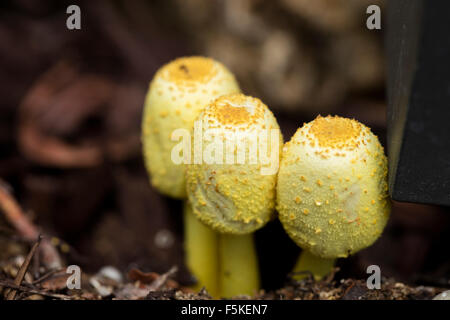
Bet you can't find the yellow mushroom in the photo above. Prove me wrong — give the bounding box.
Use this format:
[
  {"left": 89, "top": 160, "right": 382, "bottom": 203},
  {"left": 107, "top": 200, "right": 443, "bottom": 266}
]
[
  {"left": 142, "top": 56, "right": 240, "bottom": 198},
  {"left": 142, "top": 56, "right": 240, "bottom": 297},
  {"left": 186, "top": 93, "right": 283, "bottom": 296},
  {"left": 277, "top": 115, "right": 390, "bottom": 280}
]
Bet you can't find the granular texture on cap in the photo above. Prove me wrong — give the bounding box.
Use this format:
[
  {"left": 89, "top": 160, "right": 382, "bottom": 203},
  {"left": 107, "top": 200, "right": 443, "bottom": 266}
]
[
  {"left": 277, "top": 115, "right": 390, "bottom": 258},
  {"left": 142, "top": 57, "right": 240, "bottom": 198},
  {"left": 161, "top": 57, "right": 218, "bottom": 84},
  {"left": 186, "top": 93, "right": 283, "bottom": 234}
]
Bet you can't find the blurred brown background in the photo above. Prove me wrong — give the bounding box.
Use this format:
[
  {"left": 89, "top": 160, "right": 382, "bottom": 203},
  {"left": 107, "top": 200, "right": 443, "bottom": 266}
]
[{"left": 0, "top": 0, "right": 449, "bottom": 290}]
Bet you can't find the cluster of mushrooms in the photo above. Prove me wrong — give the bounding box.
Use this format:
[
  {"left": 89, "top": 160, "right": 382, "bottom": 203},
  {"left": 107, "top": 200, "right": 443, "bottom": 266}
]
[{"left": 141, "top": 56, "right": 391, "bottom": 298}]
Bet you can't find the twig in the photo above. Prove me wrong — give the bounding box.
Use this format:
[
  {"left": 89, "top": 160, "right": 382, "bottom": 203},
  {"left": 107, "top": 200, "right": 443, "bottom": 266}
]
[
  {"left": 6, "top": 236, "right": 42, "bottom": 300},
  {"left": 342, "top": 280, "right": 356, "bottom": 298},
  {"left": 33, "top": 248, "right": 40, "bottom": 280},
  {"left": 148, "top": 266, "right": 178, "bottom": 292},
  {"left": 0, "top": 179, "right": 62, "bottom": 269},
  {"left": 0, "top": 280, "right": 71, "bottom": 300},
  {"left": 324, "top": 267, "right": 340, "bottom": 284},
  {"left": 32, "top": 268, "right": 64, "bottom": 285},
  {"left": 0, "top": 181, "right": 37, "bottom": 238}
]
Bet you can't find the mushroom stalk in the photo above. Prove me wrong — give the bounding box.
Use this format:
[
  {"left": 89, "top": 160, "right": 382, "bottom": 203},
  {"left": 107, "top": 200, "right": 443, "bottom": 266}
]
[
  {"left": 219, "top": 234, "right": 259, "bottom": 297},
  {"left": 292, "top": 250, "right": 335, "bottom": 281},
  {"left": 184, "top": 202, "right": 219, "bottom": 297}
]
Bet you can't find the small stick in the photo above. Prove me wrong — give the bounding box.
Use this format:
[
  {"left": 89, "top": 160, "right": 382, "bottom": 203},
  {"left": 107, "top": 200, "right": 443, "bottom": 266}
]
[
  {"left": 6, "top": 235, "right": 42, "bottom": 300},
  {"left": 0, "top": 280, "right": 71, "bottom": 300},
  {"left": 148, "top": 266, "right": 178, "bottom": 292},
  {"left": 0, "top": 179, "right": 62, "bottom": 269},
  {"left": 33, "top": 246, "right": 40, "bottom": 279},
  {"left": 323, "top": 267, "right": 340, "bottom": 284},
  {"left": 32, "top": 268, "right": 64, "bottom": 285},
  {"left": 0, "top": 181, "right": 37, "bottom": 238}
]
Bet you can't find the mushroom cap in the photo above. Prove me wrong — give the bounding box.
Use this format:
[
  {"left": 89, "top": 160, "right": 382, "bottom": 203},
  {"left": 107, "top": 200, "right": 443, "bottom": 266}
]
[
  {"left": 186, "top": 93, "right": 283, "bottom": 234},
  {"left": 142, "top": 57, "right": 240, "bottom": 198},
  {"left": 277, "top": 115, "right": 390, "bottom": 259}
]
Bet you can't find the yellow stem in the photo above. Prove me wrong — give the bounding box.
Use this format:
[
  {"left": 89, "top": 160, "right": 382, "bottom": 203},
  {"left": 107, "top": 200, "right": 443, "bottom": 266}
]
[
  {"left": 183, "top": 201, "right": 220, "bottom": 297},
  {"left": 219, "top": 233, "right": 259, "bottom": 298},
  {"left": 292, "top": 250, "right": 335, "bottom": 281}
]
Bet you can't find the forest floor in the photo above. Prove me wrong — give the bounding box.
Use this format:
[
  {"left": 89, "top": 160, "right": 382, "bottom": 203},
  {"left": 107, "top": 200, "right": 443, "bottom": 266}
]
[{"left": 0, "top": 229, "right": 445, "bottom": 300}]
